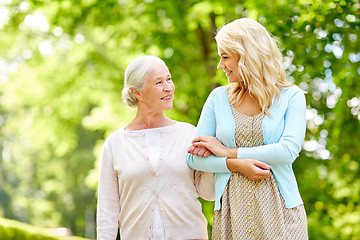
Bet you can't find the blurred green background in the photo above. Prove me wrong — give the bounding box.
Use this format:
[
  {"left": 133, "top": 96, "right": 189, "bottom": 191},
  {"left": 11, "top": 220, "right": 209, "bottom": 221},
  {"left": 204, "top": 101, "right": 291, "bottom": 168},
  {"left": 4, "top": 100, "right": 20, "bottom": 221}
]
[{"left": 0, "top": 0, "right": 359, "bottom": 239}]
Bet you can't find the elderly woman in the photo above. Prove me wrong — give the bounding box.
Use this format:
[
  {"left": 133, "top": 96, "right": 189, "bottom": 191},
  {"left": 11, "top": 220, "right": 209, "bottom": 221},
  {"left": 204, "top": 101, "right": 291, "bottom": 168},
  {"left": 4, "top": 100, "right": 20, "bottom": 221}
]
[{"left": 96, "top": 55, "right": 214, "bottom": 240}]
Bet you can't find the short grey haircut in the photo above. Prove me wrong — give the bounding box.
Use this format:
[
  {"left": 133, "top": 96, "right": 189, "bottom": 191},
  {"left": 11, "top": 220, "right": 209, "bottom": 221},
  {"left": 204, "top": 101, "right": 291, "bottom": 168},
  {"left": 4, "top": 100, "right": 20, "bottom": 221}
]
[{"left": 122, "top": 55, "right": 166, "bottom": 107}]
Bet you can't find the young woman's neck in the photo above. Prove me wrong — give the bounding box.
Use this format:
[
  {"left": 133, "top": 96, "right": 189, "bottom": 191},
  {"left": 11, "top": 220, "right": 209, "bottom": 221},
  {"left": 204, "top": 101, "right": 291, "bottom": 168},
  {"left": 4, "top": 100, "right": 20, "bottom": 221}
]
[{"left": 126, "top": 106, "right": 174, "bottom": 131}]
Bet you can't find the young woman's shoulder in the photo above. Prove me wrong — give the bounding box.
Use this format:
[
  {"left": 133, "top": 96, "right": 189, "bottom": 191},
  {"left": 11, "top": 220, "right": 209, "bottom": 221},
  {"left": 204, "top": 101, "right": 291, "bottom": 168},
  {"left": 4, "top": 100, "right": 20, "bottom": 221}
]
[
  {"left": 210, "top": 85, "right": 229, "bottom": 95},
  {"left": 282, "top": 85, "right": 304, "bottom": 94},
  {"left": 205, "top": 85, "right": 229, "bottom": 103},
  {"left": 281, "top": 85, "right": 306, "bottom": 100}
]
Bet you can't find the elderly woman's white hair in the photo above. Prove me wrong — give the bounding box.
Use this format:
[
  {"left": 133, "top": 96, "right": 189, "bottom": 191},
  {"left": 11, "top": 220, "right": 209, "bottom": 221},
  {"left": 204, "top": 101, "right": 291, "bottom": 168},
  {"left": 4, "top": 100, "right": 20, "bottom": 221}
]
[{"left": 122, "top": 55, "right": 167, "bottom": 107}]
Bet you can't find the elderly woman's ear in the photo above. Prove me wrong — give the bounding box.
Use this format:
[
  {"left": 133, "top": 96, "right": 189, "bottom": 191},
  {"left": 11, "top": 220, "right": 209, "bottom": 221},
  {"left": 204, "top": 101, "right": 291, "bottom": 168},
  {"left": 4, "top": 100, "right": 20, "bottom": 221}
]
[{"left": 131, "top": 87, "right": 142, "bottom": 101}]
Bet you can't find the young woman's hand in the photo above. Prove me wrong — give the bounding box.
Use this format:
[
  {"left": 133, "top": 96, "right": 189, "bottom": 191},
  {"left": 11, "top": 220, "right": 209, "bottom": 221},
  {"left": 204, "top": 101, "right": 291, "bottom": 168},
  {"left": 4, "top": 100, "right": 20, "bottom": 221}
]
[
  {"left": 226, "top": 158, "right": 271, "bottom": 180},
  {"left": 191, "top": 135, "right": 237, "bottom": 158},
  {"left": 187, "top": 145, "right": 212, "bottom": 158}
]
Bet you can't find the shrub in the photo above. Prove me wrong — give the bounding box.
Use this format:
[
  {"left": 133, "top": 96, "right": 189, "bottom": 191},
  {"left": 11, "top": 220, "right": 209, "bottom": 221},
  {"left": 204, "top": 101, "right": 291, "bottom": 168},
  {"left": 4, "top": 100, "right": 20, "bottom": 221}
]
[{"left": 0, "top": 218, "right": 89, "bottom": 240}]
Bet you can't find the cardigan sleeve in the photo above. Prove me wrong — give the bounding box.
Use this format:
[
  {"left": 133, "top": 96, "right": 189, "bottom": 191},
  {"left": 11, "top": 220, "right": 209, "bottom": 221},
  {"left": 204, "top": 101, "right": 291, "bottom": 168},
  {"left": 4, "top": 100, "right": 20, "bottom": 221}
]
[
  {"left": 97, "top": 140, "right": 121, "bottom": 240},
  {"left": 187, "top": 89, "right": 231, "bottom": 173},
  {"left": 236, "top": 88, "right": 306, "bottom": 165},
  {"left": 194, "top": 171, "right": 215, "bottom": 201}
]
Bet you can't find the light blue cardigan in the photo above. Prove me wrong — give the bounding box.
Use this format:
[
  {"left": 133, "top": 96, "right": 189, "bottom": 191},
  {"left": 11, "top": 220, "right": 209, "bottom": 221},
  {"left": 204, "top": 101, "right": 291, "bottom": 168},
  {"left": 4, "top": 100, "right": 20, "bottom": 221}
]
[{"left": 187, "top": 85, "right": 306, "bottom": 210}]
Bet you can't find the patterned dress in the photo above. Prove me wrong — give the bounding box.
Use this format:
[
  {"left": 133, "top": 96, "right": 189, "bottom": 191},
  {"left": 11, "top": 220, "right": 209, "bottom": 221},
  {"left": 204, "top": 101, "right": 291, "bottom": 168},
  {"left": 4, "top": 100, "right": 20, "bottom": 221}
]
[{"left": 212, "top": 105, "right": 308, "bottom": 240}]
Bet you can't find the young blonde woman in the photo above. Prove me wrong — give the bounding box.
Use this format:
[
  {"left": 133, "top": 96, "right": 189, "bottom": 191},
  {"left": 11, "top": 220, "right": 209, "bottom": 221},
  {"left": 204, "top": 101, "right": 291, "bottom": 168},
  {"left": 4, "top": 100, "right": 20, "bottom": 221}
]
[
  {"left": 97, "top": 55, "right": 214, "bottom": 240},
  {"left": 187, "top": 18, "right": 308, "bottom": 239}
]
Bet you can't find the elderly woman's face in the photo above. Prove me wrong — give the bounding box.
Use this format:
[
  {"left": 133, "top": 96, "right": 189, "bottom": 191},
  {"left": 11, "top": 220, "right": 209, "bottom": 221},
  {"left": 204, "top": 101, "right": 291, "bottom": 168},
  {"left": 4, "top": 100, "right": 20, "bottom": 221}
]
[{"left": 139, "top": 63, "right": 175, "bottom": 111}]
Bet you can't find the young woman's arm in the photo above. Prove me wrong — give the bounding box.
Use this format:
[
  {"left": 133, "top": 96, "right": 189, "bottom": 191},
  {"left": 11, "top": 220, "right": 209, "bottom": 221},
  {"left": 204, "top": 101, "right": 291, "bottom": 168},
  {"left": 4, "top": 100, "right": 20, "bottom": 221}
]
[
  {"left": 187, "top": 89, "right": 271, "bottom": 180},
  {"left": 191, "top": 88, "right": 306, "bottom": 165},
  {"left": 186, "top": 90, "right": 230, "bottom": 173},
  {"left": 235, "top": 89, "right": 306, "bottom": 165}
]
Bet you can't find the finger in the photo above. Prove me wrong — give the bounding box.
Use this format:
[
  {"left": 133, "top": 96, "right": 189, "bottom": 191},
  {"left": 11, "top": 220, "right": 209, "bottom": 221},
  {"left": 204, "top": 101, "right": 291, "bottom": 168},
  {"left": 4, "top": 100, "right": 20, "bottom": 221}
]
[
  {"left": 203, "top": 150, "right": 212, "bottom": 158},
  {"left": 192, "top": 135, "right": 209, "bottom": 143},
  {"left": 192, "top": 142, "right": 207, "bottom": 148},
  {"left": 254, "top": 160, "right": 271, "bottom": 170},
  {"left": 197, "top": 147, "right": 207, "bottom": 157},
  {"left": 256, "top": 169, "right": 271, "bottom": 180},
  {"left": 202, "top": 148, "right": 212, "bottom": 157},
  {"left": 187, "top": 145, "right": 195, "bottom": 153},
  {"left": 192, "top": 146, "right": 201, "bottom": 156},
  {"left": 194, "top": 146, "right": 207, "bottom": 156}
]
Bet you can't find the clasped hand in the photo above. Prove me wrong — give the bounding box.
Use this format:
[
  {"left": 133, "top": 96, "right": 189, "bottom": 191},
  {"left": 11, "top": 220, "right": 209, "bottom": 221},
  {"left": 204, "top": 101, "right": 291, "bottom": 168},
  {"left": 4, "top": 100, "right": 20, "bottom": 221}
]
[
  {"left": 187, "top": 135, "right": 234, "bottom": 158},
  {"left": 187, "top": 135, "right": 271, "bottom": 180}
]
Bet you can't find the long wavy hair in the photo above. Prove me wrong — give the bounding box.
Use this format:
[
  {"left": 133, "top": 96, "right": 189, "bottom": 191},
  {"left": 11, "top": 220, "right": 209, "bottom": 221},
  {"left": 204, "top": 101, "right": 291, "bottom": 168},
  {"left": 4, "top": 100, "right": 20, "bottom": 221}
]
[{"left": 215, "top": 18, "right": 292, "bottom": 114}]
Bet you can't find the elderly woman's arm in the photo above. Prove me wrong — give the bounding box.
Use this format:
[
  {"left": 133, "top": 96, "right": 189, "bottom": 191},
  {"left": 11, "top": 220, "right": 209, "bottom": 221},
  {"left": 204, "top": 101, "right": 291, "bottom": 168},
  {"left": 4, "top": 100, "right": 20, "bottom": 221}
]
[
  {"left": 97, "top": 142, "right": 121, "bottom": 240},
  {"left": 194, "top": 171, "right": 215, "bottom": 201}
]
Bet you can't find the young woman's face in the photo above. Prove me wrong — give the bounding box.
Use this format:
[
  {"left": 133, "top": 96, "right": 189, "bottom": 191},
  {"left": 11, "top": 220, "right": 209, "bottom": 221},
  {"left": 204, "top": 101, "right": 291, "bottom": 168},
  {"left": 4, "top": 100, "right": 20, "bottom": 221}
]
[
  {"left": 138, "top": 63, "right": 175, "bottom": 111},
  {"left": 217, "top": 47, "right": 240, "bottom": 84}
]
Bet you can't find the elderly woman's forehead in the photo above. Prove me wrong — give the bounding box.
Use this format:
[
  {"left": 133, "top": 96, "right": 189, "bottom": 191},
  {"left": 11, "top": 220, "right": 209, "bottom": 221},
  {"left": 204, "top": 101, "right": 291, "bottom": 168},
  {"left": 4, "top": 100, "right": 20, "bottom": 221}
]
[{"left": 147, "top": 64, "right": 170, "bottom": 76}]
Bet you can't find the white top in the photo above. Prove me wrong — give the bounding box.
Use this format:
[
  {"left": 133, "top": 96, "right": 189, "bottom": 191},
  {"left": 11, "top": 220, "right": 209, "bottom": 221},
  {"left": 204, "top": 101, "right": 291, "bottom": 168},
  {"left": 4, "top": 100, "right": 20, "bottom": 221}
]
[
  {"left": 133, "top": 127, "right": 169, "bottom": 239},
  {"left": 97, "top": 122, "right": 214, "bottom": 240}
]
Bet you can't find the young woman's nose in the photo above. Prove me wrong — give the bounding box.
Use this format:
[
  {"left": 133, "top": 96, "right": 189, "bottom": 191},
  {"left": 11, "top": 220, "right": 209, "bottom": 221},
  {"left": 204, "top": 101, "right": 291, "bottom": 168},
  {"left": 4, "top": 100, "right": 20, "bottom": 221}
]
[{"left": 217, "top": 60, "right": 224, "bottom": 70}]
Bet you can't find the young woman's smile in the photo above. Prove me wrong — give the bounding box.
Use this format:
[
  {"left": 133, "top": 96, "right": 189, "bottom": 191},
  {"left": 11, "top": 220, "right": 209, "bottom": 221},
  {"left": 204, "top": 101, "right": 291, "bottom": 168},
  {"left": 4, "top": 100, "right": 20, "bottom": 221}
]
[{"left": 217, "top": 48, "right": 240, "bottom": 83}]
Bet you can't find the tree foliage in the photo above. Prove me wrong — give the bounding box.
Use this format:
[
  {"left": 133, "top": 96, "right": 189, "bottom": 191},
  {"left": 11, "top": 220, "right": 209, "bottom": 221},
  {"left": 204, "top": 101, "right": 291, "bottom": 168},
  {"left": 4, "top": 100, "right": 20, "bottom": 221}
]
[{"left": 0, "top": 0, "right": 359, "bottom": 239}]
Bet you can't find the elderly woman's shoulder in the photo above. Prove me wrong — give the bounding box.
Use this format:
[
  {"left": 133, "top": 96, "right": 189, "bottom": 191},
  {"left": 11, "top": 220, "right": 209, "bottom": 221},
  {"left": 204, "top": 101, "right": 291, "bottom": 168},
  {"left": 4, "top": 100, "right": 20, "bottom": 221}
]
[
  {"left": 175, "top": 121, "right": 196, "bottom": 131},
  {"left": 103, "top": 127, "right": 127, "bottom": 144}
]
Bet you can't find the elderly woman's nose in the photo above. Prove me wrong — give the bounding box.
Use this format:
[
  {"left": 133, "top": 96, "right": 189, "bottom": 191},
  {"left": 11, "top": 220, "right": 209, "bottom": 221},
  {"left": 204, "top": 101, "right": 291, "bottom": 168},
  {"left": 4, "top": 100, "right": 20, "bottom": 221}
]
[{"left": 164, "top": 82, "right": 172, "bottom": 91}]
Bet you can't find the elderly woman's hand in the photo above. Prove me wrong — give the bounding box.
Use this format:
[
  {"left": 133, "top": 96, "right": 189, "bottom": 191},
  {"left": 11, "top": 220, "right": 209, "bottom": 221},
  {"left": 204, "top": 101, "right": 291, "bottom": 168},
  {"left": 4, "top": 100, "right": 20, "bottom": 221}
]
[{"left": 187, "top": 145, "right": 212, "bottom": 158}]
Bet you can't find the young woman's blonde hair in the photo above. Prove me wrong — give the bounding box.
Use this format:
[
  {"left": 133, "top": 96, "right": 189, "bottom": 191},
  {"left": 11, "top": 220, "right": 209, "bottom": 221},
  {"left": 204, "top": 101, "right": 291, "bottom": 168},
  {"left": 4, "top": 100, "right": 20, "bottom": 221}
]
[{"left": 215, "top": 18, "right": 292, "bottom": 114}]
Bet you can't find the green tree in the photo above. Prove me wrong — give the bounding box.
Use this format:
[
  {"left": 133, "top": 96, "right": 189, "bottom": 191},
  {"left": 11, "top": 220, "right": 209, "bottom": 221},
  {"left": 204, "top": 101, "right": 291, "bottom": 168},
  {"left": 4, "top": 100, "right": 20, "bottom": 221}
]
[{"left": 0, "top": 0, "right": 359, "bottom": 239}]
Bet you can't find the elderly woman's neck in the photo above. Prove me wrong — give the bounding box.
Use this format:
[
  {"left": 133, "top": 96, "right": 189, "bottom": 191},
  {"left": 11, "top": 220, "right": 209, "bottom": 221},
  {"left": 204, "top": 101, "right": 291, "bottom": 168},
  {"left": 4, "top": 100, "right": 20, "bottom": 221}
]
[{"left": 126, "top": 109, "right": 175, "bottom": 131}]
